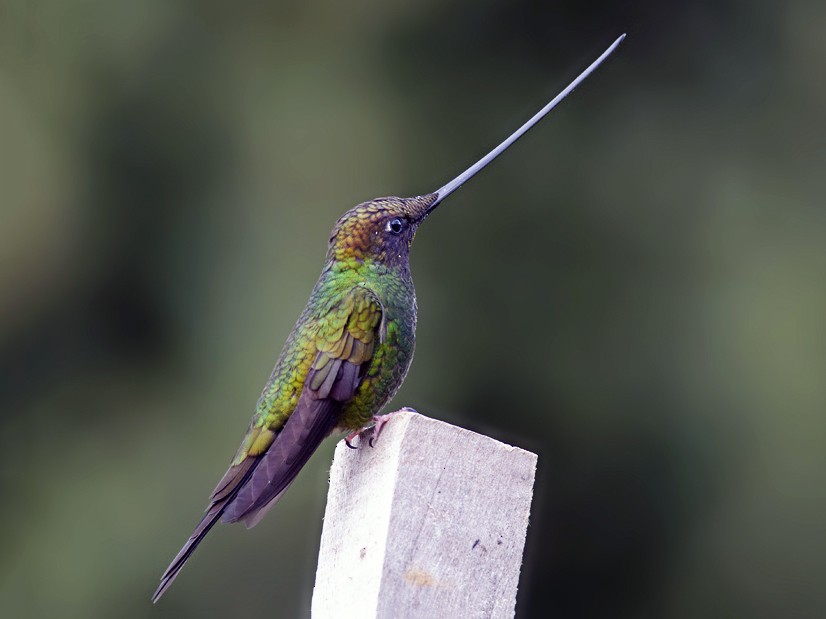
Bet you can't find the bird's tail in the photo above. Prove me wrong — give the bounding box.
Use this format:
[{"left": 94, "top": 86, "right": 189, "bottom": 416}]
[
  {"left": 152, "top": 394, "right": 341, "bottom": 602},
  {"left": 151, "top": 457, "right": 259, "bottom": 603}
]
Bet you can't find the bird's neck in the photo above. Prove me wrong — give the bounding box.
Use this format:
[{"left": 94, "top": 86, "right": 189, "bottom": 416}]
[
  {"left": 328, "top": 254, "right": 410, "bottom": 280},
  {"left": 320, "top": 256, "right": 414, "bottom": 306}
]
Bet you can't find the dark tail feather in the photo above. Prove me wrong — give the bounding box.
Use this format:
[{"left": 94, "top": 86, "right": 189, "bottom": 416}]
[
  {"left": 151, "top": 457, "right": 259, "bottom": 603},
  {"left": 222, "top": 397, "right": 340, "bottom": 525},
  {"left": 151, "top": 506, "right": 223, "bottom": 603},
  {"left": 153, "top": 358, "right": 355, "bottom": 602}
]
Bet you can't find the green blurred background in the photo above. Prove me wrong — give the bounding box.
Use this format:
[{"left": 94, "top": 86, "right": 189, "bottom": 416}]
[{"left": 1, "top": 1, "right": 824, "bottom": 617}]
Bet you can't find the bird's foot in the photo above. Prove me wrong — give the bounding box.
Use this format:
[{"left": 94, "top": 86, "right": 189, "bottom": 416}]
[
  {"left": 369, "top": 407, "right": 417, "bottom": 447},
  {"left": 344, "top": 430, "right": 360, "bottom": 450},
  {"left": 344, "top": 407, "right": 417, "bottom": 449}
]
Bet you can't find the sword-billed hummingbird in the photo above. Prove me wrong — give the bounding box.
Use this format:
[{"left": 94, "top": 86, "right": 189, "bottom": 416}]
[{"left": 153, "top": 34, "right": 625, "bottom": 602}]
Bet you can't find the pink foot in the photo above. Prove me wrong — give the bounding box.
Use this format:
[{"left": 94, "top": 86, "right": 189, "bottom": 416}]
[
  {"left": 344, "top": 428, "right": 360, "bottom": 449},
  {"left": 344, "top": 407, "right": 417, "bottom": 449}
]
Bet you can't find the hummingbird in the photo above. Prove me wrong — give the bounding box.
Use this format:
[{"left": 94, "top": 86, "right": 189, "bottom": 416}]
[{"left": 152, "top": 34, "right": 625, "bottom": 602}]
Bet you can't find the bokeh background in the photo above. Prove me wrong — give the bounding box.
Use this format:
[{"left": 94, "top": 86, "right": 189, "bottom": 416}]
[{"left": 2, "top": 1, "right": 824, "bottom": 617}]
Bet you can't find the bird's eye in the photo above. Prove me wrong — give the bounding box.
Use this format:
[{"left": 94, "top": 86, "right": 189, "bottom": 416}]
[{"left": 385, "top": 218, "right": 405, "bottom": 234}]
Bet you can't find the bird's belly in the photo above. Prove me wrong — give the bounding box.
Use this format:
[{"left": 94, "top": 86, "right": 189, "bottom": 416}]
[{"left": 338, "top": 317, "right": 415, "bottom": 429}]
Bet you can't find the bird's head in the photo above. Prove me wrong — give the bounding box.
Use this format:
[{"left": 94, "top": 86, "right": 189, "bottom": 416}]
[
  {"left": 326, "top": 194, "right": 438, "bottom": 267},
  {"left": 324, "top": 35, "right": 625, "bottom": 270}
]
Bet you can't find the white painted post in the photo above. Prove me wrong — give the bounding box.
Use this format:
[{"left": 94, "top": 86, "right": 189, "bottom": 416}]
[{"left": 312, "top": 410, "right": 538, "bottom": 619}]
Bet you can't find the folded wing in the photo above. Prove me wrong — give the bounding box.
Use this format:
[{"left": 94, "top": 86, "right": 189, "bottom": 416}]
[{"left": 152, "top": 286, "right": 383, "bottom": 602}]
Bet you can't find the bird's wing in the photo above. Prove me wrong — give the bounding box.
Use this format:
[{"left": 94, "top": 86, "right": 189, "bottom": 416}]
[
  {"left": 223, "top": 284, "right": 384, "bottom": 525},
  {"left": 152, "top": 285, "right": 383, "bottom": 602}
]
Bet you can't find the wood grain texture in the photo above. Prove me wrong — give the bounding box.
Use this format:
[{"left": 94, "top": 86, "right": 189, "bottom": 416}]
[{"left": 312, "top": 411, "right": 537, "bottom": 618}]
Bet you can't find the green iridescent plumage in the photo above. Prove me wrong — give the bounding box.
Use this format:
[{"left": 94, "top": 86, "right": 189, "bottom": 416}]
[
  {"left": 244, "top": 194, "right": 434, "bottom": 451},
  {"left": 152, "top": 194, "right": 435, "bottom": 602},
  {"left": 152, "top": 35, "right": 624, "bottom": 603}
]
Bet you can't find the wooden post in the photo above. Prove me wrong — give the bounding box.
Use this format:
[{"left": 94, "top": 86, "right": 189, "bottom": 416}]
[{"left": 312, "top": 410, "right": 538, "bottom": 618}]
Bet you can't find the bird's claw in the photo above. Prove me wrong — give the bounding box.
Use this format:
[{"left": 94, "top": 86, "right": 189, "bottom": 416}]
[
  {"left": 344, "top": 407, "right": 418, "bottom": 450},
  {"left": 368, "top": 407, "right": 417, "bottom": 448}
]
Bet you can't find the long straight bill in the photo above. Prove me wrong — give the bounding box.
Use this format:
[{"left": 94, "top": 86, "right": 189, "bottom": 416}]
[{"left": 429, "top": 33, "right": 626, "bottom": 209}]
